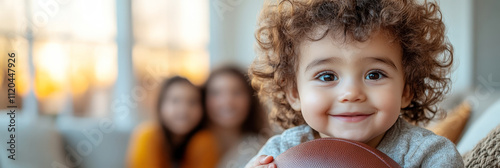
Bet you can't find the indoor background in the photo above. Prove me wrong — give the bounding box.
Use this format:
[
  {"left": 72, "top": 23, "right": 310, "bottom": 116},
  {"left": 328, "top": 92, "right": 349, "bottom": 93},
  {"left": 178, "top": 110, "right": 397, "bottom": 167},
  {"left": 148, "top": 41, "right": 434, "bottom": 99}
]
[{"left": 0, "top": 0, "right": 499, "bottom": 167}]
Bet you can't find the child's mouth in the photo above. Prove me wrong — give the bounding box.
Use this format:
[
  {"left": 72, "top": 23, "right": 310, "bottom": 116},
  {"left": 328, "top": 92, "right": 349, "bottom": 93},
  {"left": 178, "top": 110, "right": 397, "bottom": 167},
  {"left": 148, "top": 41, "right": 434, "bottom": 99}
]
[{"left": 330, "top": 112, "right": 373, "bottom": 122}]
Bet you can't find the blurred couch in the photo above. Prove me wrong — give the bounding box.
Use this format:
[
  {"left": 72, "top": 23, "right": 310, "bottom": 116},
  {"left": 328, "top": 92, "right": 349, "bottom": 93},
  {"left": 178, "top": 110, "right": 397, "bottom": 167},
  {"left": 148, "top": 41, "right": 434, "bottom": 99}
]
[{"left": 0, "top": 114, "right": 132, "bottom": 168}]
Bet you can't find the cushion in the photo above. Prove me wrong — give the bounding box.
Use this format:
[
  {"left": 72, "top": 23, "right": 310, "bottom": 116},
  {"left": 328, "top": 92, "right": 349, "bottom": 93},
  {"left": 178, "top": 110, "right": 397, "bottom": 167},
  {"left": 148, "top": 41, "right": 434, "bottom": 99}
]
[
  {"left": 429, "top": 101, "right": 471, "bottom": 144},
  {"left": 463, "top": 124, "right": 500, "bottom": 167}
]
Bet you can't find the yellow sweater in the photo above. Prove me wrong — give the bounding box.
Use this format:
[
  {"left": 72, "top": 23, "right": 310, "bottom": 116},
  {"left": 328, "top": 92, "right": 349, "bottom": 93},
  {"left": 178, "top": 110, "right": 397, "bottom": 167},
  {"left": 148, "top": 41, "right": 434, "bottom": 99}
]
[
  {"left": 127, "top": 122, "right": 170, "bottom": 168},
  {"left": 127, "top": 122, "right": 220, "bottom": 168}
]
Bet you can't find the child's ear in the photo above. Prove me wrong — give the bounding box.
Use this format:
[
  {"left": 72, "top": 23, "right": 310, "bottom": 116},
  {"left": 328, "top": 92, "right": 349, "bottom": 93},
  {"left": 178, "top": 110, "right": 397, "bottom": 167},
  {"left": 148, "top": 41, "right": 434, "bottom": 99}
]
[
  {"left": 401, "top": 85, "right": 412, "bottom": 108},
  {"left": 286, "top": 86, "right": 301, "bottom": 111}
]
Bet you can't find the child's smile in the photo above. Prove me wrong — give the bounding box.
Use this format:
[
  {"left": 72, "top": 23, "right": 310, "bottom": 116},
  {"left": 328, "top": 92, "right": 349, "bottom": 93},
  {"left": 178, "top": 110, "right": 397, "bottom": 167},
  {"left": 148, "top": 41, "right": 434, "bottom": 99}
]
[
  {"left": 329, "top": 111, "right": 374, "bottom": 123},
  {"left": 286, "top": 29, "right": 413, "bottom": 148}
]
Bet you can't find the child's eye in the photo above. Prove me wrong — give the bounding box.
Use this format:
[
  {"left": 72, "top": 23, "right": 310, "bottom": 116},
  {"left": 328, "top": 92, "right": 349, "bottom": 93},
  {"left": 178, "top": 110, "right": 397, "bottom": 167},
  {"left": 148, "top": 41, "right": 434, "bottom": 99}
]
[
  {"left": 315, "top": 72, "right": 338, "bottom": 82},
  {"left": 365, "top": 70, "right": 387, "bottom": 80}
]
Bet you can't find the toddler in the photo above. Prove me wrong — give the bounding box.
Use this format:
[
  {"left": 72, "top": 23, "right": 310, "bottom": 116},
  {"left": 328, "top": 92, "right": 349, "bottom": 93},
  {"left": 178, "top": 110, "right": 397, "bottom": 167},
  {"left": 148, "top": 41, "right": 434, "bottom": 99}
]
[{"left": 246, "top": 0, "right": 463, "bottom": 167}]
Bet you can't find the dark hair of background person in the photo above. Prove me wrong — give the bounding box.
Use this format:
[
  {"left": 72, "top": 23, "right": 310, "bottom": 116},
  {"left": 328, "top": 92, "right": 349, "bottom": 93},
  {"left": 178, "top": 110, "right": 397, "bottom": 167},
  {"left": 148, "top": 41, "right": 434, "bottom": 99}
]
[
  {"left": 202, "top": 66, "right": 268, "bottom": 135},
  {"left": 156, "top": 76, "right": 204, "bottom": 161}
]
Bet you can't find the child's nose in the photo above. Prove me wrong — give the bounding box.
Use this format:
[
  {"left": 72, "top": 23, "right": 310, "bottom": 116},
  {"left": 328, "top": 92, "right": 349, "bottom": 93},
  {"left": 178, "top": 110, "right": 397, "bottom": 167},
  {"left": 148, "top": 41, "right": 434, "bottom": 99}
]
[{"left": 337, "top": 84, "right": 367, "bottom": 103}]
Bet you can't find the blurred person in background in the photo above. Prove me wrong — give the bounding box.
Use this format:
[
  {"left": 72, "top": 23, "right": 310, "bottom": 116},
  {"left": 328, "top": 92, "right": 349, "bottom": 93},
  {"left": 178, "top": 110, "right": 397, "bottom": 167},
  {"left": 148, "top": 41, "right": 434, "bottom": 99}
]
[
  {"left": 127, "top": 76, "right": 204, "bottom": 168},
  {"left": 183, "top": 66, "right": 271, "bottom": 168}
]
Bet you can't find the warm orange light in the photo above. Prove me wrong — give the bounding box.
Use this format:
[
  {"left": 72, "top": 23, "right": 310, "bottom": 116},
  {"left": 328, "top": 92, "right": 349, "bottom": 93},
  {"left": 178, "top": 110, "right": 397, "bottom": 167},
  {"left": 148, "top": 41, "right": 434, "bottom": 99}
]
[
  {"left": 0, "top": 69, "right": 3, "bottom": 87},
  {"left": 33, "top": 42, "right": 68, "bottom": 98},
  {"left": 14, "top": 48, "right": 31, "bottom": 97},
  {"left": 34, "top": 70, "right": 63, "bottom": 98},
  {"left": 180, "top": 50, "right": 209, "bottom": 85},
  {"left": 94, "top": 45, "right": 118, "bottom": 87},
  {"left": 15, "top": 70, "right": 30, "bottom": 96},
  {"left": 69, "top": 69, "right": 89, "bottom": 96},
  {"left": 34, "top": 42, "right": 68, "bottom": 83},
  {"left": 133, "top": 46, "right": 171, "bottom": 78}
]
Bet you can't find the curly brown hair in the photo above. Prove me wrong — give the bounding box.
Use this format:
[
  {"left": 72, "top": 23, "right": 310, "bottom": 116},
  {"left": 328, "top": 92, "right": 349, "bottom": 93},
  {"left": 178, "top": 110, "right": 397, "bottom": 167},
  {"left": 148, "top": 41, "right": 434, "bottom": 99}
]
[{"left": 250, "top": 0, "right": 453, "bottom": 129}]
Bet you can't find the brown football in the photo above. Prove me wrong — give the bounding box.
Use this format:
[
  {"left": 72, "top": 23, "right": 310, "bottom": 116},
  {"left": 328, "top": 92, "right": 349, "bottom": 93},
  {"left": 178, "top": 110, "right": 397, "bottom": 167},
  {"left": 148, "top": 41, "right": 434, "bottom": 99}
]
[{"left": 274, "top": 138, "right": 401, "bottom": 168}]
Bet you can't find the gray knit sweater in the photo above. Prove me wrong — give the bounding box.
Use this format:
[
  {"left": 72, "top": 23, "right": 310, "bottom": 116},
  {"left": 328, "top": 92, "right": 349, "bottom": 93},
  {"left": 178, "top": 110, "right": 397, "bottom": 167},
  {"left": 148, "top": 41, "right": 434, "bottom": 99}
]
[{"left": 247, "top": 118, "right": 464, "bottom": 168}]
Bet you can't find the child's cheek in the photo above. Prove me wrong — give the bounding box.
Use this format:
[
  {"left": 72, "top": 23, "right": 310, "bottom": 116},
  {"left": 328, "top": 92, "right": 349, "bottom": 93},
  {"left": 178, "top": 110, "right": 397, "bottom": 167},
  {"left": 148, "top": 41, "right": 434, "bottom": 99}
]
[
  {"left": 369, "top": 86, "right": 402, "bottom": 116},
  {"left": 300, "top": 87, "right": 333, "bottom": 130}
]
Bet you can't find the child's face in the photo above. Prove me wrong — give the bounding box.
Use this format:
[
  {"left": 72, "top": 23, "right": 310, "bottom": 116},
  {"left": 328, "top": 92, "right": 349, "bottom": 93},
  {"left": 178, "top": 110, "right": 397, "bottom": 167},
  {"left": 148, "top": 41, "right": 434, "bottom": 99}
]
[
  {"left": 287, "top": 30, "right": 412, "bottom": 146},
  {"left": 161, "top": 82, "right": 203, "bottom": 136}
]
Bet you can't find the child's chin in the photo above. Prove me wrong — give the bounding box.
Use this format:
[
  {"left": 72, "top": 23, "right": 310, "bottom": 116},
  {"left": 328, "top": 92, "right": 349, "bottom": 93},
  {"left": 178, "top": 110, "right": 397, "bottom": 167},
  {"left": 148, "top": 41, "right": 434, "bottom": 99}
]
[
  {"left": 339, "top": 136, "right": 369, "bottom": 143},
  {"left": 327, "top": 132, "right": 371, "bottom": 143}
]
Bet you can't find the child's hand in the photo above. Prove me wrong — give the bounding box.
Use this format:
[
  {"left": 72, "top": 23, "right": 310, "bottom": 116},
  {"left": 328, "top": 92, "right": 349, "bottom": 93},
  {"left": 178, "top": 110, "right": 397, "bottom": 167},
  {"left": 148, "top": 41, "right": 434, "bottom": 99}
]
[{"left": 248, "top": 155, "right": 276, "bottom": 168}]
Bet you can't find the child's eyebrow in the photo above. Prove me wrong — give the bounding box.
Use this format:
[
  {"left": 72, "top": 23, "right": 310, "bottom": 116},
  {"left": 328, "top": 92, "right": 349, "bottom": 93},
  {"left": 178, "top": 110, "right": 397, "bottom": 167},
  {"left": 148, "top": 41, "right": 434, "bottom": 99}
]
[
  {"left": 304, "top": 56, "right": 398, "bottom": 72},
  {"left": 305, "top": 57, "right": 342, "bottom": 72},
  {"left": 364, "top": 57, "right": 398, "bottom": 71}
]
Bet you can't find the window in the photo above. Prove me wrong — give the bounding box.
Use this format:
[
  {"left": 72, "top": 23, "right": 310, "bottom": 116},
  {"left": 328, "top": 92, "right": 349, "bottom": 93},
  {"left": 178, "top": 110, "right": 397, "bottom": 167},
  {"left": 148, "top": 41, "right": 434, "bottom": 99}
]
[
  {"left": 132, "top": 0, "right": 210, "bottom": 116},
  {"left": 0, "top": 0, "right": 210, "bottom": 117},
  {"left": 0, "top": 0, "right": 29, "bottom": 111},
  {"left": 1, "top": 0, "right": 117, "bottom": 115}
]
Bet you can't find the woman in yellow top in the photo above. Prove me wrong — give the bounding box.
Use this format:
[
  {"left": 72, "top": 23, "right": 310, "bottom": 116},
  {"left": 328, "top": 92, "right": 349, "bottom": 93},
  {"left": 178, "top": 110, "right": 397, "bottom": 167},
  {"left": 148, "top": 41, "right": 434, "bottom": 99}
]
[
  {"left": 184, "top": 66, "right": 271, "bottom": 168},
  {"left": 127, "top": 76, "right": 210, "bottom": 168}
]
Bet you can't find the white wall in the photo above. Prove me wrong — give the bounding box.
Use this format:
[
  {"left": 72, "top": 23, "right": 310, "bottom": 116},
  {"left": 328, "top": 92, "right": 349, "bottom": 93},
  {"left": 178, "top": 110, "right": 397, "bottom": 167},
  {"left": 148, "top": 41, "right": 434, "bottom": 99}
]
[
  {"left": 439, "top": 0, "right": 474, "bottom": 95},
  {"left": 474, "top": 0, "right": 500, "bottom": 89},
  {"left": 209, "top": 0, "right": 265, "bottom": 69}
]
